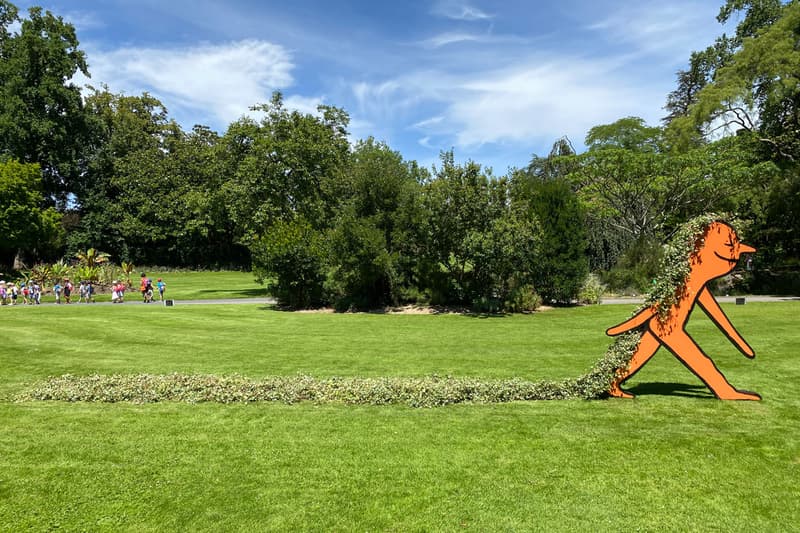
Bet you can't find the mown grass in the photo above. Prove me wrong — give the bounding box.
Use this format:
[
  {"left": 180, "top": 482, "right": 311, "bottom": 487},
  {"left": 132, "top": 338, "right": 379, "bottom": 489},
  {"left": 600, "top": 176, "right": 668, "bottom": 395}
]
[
  {"left": 1, "top": 302, "right": 798, "bottom": 531},
  {"left": 141, "top": 270, "right": 267, "bottom": 300}
]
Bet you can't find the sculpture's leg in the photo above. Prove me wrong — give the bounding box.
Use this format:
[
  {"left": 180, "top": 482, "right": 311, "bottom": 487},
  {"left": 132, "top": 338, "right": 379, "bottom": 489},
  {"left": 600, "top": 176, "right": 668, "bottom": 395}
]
[
  {"left": 609, "top": 330, "right": 660, "bottom": 398},
  {"left": 660, "top": 331, "right": 761, "bottom": 401}
]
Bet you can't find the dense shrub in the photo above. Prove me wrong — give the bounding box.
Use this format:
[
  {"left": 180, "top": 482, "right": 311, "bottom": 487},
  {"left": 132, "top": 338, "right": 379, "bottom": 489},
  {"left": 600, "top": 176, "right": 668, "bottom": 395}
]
[
  {"left": 251, "top": 218, "right": 328, "bottom": 309},
  {"left": 504, "top": 284, "right": 542, "bottom": 313},
  {"left": 577, "top": 273, "right": 605, "bottom": 304}
]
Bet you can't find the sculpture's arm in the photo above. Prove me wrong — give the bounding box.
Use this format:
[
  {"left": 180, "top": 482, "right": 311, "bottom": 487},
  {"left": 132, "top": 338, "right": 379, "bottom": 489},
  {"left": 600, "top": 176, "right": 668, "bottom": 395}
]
[
  {"left": 696, "top": 286, "right": 755, "bottom": 358},
  {"left": 606, "top": 307, "right": 654, "bottom": 336}
]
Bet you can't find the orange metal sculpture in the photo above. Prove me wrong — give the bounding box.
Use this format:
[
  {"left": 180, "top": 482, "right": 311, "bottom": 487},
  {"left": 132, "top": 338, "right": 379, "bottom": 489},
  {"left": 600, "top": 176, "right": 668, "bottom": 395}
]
[{"left": 606, "top": 221, "right": 760, "bottom": 400}]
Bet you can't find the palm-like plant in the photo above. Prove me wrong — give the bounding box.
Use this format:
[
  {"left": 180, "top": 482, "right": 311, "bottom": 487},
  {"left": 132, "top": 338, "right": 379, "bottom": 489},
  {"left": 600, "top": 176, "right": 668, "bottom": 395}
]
[
  {"left": 75, "top": 248, "right": 111, "bottom": 267},
  {"left": 28, "top": 263, "right": 52, "bottom": 284},
  {"left": 121, "top": 261, "right": 136, "bottom": 288},
  {"left": 49, "top": 259, "right": 72, "bottom": 285},
  {"left": 75, "top": 265, "right": 101, "bottom": 284}
]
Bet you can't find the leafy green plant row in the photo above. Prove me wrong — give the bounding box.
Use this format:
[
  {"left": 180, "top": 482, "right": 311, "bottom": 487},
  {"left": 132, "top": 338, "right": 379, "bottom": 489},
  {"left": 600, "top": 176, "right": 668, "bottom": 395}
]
[{"left": 18, "top": 333, "right": 638, "bottom": 406}]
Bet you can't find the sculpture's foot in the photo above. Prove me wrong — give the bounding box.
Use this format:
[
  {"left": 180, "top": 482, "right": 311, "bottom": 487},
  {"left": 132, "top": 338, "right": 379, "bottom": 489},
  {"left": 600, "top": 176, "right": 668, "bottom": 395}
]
[
  {"left": 717, "top": 389, "right": 762, "bottom": 401},
  {"left": 609, "top": 382, "right": 635, "bottom": 399}
]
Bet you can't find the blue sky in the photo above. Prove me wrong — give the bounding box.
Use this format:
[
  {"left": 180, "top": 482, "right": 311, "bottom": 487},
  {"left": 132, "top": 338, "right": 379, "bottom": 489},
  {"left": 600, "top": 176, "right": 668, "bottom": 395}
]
[{"left": 16, "top": 0, "right": 732, "bottom": 172}]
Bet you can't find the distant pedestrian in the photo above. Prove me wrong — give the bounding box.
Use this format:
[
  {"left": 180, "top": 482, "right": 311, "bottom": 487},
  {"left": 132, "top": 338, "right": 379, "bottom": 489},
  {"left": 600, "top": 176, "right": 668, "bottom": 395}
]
[
  {"left": 78, "top": 281, "right": 86, "bottom": 303},
  {"left": 32, "top": 281, "right": 41, "bottom": 304},
  {"left": 157, "top": 278, "right": 166, "bottom": 302},
  {"left": 140, "top": 273, "right": 148, "bottom": 302},
  {"left": 85, "top": 281, "right": 94, "bottom": 303},
  {"left": 54, "top": 281, "right": 62, "bottom": 304},
  {"left": 63, "top": 278, "right": 73, "bottom": 304}
]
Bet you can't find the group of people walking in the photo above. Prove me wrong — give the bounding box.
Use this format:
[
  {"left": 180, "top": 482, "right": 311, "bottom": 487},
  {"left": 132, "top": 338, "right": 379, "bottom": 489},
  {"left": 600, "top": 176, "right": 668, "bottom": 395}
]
[
  {"left": 0, "top": 280, "right": 46, "bottom": 305},
  {"left": 133, "top": 274, "right": 167, "bottom": 304},
  {"left": 0, "top": 274, "right": 166, "bottom": 305}
]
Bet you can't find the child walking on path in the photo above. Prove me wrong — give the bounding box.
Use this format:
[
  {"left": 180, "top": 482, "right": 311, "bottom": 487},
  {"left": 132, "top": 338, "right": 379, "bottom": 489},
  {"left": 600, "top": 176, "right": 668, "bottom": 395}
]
[{"left": 157, "top": 278, "right": 166, "bottom": 302}]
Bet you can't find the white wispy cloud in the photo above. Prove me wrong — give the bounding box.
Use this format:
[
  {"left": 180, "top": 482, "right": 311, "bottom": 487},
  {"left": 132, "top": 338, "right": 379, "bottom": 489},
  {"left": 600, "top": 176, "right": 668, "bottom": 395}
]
[
  {"left": 351, "top": 79, "right": 422, "bottom": 120},
  {"left": 61, "top": 9, "right": 105, "bottom": 32},
  {"left": 77, "top": 40, "right": 294, "bottom": 126},
  {"left": 420, "top": 32, "right": 481, "bottom": 48},
  {"left": 283, "top": 94, "right": 326, "bottom": 115},
  {"left": 353, "top": 55, "right": 662, "bottom": 152},
  {"left": 587, "top": 2, "right": 722, "bottom": 60},
  {"left": 447, "top": 61, "right": 649, "bottom": 147},
  {"left": 417, "top": 31, "right": 529, "bottom": 49},
  {"left": 412, "top": 116, "right": 445, "bottom": 129},
  {"left": 432, "top": 1, "right": 493, "bottom": 21}
]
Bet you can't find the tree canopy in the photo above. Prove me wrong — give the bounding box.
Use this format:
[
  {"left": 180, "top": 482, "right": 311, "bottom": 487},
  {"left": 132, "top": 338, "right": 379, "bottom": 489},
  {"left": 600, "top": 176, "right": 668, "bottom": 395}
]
[{"left": 1, "top": 0, "right": 799, "bottom": 303}]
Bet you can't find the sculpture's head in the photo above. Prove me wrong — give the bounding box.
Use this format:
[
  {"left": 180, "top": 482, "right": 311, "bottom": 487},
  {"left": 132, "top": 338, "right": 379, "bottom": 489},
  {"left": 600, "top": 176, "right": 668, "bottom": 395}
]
[{"left": 695, "top": 221, "right": 755, "bottom": 278}]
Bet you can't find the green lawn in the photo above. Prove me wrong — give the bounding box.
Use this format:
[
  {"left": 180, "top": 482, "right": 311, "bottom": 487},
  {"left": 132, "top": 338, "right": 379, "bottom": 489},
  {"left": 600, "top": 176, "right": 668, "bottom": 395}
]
[
  {"left": 141, "top": 270, "right": 267, "bottom": 300},
  {"left": 1, "top": 302, "right": 798, "bottom": 531}
]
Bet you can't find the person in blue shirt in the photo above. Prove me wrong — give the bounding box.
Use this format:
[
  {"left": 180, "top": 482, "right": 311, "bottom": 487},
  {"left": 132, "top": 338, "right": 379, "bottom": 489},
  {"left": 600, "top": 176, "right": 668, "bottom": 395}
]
[
  {"left": 157, "top": 278, "right": 166, "bottom": 302},
  {"left": 53, "top": 281, "right": 62, "bottom": 304}
]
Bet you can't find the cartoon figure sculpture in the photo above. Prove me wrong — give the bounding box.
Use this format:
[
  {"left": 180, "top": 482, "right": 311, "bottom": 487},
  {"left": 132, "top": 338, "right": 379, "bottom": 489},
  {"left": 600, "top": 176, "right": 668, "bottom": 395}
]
[{"left": 606, "top": 220, "right": 760, "bottom": 400}]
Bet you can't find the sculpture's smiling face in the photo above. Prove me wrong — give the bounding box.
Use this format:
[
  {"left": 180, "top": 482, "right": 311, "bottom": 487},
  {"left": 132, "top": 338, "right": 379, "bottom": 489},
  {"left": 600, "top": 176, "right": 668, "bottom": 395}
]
[{"left": 699, "top": 222, "right": 756, "bottom": 275}]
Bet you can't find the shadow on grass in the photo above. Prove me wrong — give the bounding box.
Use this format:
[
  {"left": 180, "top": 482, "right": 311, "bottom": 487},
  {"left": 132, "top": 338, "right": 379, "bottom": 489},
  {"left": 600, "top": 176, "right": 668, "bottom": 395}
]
[
  {"left": 626, "top": 382, "right": 714, "bottom": 399},
  {"left": 258, "top": 304, "right": 511, "bottom": 318},
  {"left": 196, "top": 288, "right": 267, "bottom": 297}
]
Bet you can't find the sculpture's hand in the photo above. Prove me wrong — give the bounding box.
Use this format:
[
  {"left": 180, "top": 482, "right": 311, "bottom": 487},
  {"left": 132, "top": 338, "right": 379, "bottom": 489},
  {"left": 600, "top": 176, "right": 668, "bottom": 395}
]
[{"left": 697, "top": 287, "right": 755, "bottom": 358}]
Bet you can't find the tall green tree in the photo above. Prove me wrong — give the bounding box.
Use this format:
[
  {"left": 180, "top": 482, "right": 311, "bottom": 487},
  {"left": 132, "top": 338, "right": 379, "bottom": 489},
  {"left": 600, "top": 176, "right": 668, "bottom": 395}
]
[
  {"left": 0, "top": 160, "right": 62, "bottom": 268},
  {"left": 71, "top": 89, "right": 178, "bottom": 261},
  {"left": 416, "top": 151, "right": 541, "bottom": 308},
  {"left": 663, "top": 0, "right": 784, "bottom": 129},
  {"left": 668, "top": 0, "right": 797, "bottom": 161},
  {"left": 515, "top": 137, "right": 588, "bottom": 303},
  {"left": 222, "top": 92, "right": 350, "bottom": 242},
  {"left": 664, "top": 0, "right": 800, "bottom": 287},
  {"left": 326, "top": 138, "right": 423, "bottom": 309},
  {"left": 0, "top": 1, "right": 91, "bottom": 206},
  {"left": 526, "top": 178, "right": 587, "bottom": 303},
  {"left": 239, "top": 92, "right": 351, "bottom": 306}
]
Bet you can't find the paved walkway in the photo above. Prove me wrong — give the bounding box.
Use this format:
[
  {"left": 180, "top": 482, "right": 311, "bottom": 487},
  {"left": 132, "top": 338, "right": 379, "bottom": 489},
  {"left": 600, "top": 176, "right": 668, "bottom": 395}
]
[
  {"left": 4, "top": 295, "right": 796, "bottom": 308},
  {"left": 600, "top": 295, "right": 798, "bottom": 305}
]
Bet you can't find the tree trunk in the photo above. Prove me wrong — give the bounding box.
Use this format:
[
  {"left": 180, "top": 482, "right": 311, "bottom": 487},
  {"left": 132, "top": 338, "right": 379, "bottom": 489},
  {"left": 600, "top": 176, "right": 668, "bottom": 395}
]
[{"left": 13, "top": 250, "right": 26, "bottom": 271}]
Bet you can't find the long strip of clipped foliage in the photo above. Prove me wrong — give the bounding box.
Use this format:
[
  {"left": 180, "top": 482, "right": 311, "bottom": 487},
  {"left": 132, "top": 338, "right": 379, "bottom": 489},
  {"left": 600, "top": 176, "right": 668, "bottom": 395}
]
[{"left": 17, "top": 333, "right": 640, "bottom": 406}]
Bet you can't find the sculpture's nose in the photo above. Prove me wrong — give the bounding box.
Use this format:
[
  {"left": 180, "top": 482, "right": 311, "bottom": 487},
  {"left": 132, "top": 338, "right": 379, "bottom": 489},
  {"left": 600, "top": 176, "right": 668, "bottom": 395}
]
[{"left": 739, "top": 243, "right": 756, "bottom": 255}]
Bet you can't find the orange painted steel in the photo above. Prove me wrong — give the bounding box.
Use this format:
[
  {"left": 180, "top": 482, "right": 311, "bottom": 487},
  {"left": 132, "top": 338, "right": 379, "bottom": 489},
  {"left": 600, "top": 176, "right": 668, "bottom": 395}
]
[{"left": 606, "top": 221, "right": 760, "bottom": 400}]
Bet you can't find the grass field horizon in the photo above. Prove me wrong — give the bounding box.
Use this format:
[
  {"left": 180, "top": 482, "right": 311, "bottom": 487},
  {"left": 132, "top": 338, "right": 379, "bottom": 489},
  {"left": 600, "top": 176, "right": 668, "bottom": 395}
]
[{"left": 1, "top": 302, "right": 798, "bottom": 530}]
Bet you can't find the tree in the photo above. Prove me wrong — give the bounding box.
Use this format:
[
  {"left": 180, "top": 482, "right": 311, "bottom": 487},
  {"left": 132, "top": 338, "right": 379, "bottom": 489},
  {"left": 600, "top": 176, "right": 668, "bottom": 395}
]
[
  {"left": 663, "top": 1, "right": 784, "bottom": 128},
  {"left": 0, "top": 159, "right": 62, "bottom": 268},
  {"left": 416, "top": 153, "right": 500, "bottom": 304},
  {"left": 586, "top": 117, "right": 662, "bottom": 153},
  {"left": 0, "top": 1, "right": 91, "bottom": 206},
  {"left": 71, "top": 89, "right": 181, "bottom": 262},
  {"left": 221, "top": 92, "right": 351, "bottom": 243},
  {"left": 251, "top": 217, "right": 327, "bottom": 309},
  {"left": 526, "top": 178, "right": 588, "bottom": 303},
  {"left": 663, "top": 1, "right": 800, "bottom": 288},
  {"left": 236, "top": 92, "right": 351, "bottom": 305},
  {"left": 415, "top": 151, "right": 542, "bottom": 308},
  {"left": 668, "top": 1, "right": 798, "bottom": 161},
  {"left": 325, "top": 138, "right": 423, "bottom": 309},
  {"left": 526, "top": 136, "right": 579, "bottom": 181}
]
